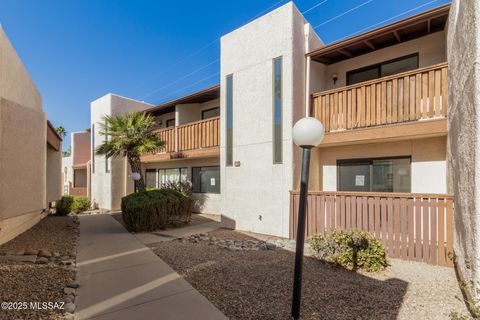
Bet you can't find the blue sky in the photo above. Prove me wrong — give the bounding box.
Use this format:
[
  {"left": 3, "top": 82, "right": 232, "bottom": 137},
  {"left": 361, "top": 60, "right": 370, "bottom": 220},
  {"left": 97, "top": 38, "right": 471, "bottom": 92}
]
[{"left": 0, "top": 0, "right": 449, "bottom": 149}]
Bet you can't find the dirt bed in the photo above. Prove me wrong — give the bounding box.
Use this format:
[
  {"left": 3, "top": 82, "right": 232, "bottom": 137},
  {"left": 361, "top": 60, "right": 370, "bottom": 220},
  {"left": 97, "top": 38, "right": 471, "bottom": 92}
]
[
  {"left": 0, "top": 216, "right": 78, "bottom": 256},
  {"left": 0, "top": 215, "right": 78, "bottom": 320},
  {"left": 154, "top": 229, "right": 470, "bottom": 320}
]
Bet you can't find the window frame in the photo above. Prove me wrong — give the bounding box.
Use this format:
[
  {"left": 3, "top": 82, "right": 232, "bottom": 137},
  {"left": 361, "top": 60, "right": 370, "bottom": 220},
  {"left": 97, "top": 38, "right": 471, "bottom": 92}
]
[
  {"left": 346, "top": 53, "right": 419, "bottom": 86},
  {"left": 201, "top": 107, "right": 220, "bottom": 120},
  {"left": 191, "top": 165, "right": 220, "bottom": 194},
  {"left": 272, "top": 56, "right": 283, "bottom": 164},
  {"left": 336, "top": 156, "right": 412, "bottom": 193},
  {"left": 165, "top": 118, "right": 175, "bottom": 128},
  {"left": 145, "top": 167, "right": 187, "bottom": 189}
]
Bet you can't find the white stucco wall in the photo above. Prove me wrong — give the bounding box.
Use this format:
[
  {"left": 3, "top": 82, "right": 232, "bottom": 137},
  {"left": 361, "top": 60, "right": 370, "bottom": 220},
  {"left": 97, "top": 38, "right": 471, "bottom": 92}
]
[
  {"left": 447, "top": 0, "right": 480, "bottom": 303},
  {"left": 220, "top": 2, "right": 322, "bottom": 237},
  {"left": 61, "top": 156, "right": 73, "bottom": 194},
  {"left": 90, "top": 94, "right": 153, "bottom": 210}
]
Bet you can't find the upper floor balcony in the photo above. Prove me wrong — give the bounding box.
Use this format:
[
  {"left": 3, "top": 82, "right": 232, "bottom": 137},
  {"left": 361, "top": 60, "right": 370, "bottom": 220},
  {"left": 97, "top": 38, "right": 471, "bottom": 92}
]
[
  {"left": 141, "top": 116, "right": 220, "bottom": 162},
  {"left": 307, "top": 5, "right": 449, "bottom": 147},
  {"left": 311, "top": 63, "right": 448, "bottom": 146}
]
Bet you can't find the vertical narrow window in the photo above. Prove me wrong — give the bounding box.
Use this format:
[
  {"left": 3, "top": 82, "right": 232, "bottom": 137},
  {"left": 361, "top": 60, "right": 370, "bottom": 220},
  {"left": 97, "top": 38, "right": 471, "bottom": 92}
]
[
  {"left": 226, "top": 74, "right": 233, "bottom": 166},
  {"left": 105, "top": 119, "right": 109, "bottom": 172},
  {"left": 273, "top": 57, "right": 283, "bottom": 163},
  {"left": 91, "top": 124, "right": 95, "bottom": 173}
]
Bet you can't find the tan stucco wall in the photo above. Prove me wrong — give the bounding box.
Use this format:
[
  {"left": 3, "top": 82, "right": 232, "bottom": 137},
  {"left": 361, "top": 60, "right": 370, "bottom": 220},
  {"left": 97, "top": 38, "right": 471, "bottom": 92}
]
[
  {"left": 0, "top": 27, "right": 47, "bottom": 245},
  {"left": 0, "top": 26, "right": 41, "bottom": 111},
  {"left": 46, "top": 144, "right": 62, "bottom": 205},
  {"left": 312, "top": 31, "right": 446, "bottom": 91},
  {"left": 307, "top": 136, "right": 447, "bottom": 194},
  {"left": 447, "top": 0, "right": 480, "bottom": 302},
  {"left": 72, "top": 131, "right": 91, "bottom": 166}
]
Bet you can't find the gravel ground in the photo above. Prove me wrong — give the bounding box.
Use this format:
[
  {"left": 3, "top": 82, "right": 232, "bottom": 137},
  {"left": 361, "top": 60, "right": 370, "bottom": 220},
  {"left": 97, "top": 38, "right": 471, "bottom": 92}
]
[
  {"left": 0, "top": 215, "right": 78, "bottom": 320},
  {"left": 0, "top": 262, "right": 74, "bottom": 320},
  {"left": 154, "top": 229, "right": 470, "bottom": 320},
  {"left": 0, "top": 216, "right": 78, "bottom": 256}
]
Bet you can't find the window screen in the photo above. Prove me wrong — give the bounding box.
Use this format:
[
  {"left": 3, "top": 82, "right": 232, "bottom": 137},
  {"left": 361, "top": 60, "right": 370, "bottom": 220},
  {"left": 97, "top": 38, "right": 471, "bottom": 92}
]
[
  {"left": 192, "top": 166, "right": 220, "bottom": 194},
  {"left": 338, "top": 157, "right": 411, "bottom": 192}
]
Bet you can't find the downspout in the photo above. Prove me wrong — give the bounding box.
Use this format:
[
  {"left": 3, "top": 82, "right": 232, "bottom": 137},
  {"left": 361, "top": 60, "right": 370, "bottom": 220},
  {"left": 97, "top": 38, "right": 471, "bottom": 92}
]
[{"left": 304, "top": 23, "right": 311, "bottom": 117}]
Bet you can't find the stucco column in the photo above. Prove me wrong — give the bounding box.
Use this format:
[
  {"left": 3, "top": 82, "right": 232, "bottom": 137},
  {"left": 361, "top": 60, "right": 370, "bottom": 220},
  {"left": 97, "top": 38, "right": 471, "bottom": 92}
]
[{"left": 447, "top": 0, "right": 480, "bottom": 303}]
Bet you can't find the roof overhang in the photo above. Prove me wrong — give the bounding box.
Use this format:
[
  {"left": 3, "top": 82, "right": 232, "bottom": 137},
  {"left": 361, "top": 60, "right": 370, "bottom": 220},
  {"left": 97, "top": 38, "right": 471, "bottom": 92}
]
[
  {"left": 146, "top": 84, "right": 220, "bottom": 116},
  {"left": 308, "top": 4, "right": 450, "bottom": 65}
]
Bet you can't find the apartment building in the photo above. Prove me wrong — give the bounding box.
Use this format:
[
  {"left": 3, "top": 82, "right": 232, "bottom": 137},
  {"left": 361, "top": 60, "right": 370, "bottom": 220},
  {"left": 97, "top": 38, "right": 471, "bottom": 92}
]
[
  {"left": 85, "top": 0, "right": 480, "bottom": 300},
  {"left": 0, "top": 26, "right": 62, "bottom": 244},
  {"left": 90, "top": 3, "right": 451, "bottom": 233},
  {"left": 62, "top": 129, "right": 91, "bottom": 197}
]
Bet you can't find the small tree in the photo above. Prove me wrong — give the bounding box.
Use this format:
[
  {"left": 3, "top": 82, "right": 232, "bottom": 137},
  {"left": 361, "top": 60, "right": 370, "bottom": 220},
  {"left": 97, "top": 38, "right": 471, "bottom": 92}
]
[
  {"left": 95, "top": 112, "right": 164, "bottom": 192},
  {"left": 56, "top": 126, "right": 67, "bottom": 138}
]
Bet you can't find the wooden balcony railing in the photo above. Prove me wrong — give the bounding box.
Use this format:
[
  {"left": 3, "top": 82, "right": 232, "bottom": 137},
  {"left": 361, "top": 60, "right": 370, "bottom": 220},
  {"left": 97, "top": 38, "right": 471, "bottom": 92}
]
[
  {"left": 290, "top": 191, "right": 454, "bottom": 267},
  {"left": 312, "top": 63, "right": 448, "bottom": 132},
  {"left": 151, "top": 116, "right": 220, "bottom": 154}
]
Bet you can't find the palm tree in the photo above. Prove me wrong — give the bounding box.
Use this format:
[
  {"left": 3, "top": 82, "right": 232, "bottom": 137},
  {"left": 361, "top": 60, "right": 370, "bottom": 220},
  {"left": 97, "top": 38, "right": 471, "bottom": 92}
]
[
  {"left": 96, "top": 112, "right": 164, "bottom": 192},
  {"left": 56, "top": 126, "right": 67, "bottom": 138}
]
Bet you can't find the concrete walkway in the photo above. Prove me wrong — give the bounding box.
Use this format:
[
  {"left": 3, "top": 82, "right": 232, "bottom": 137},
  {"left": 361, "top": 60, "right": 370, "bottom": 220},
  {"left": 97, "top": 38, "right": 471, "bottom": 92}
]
[{"left": 75, "top": 214, "right": 227, "bottom": 320}]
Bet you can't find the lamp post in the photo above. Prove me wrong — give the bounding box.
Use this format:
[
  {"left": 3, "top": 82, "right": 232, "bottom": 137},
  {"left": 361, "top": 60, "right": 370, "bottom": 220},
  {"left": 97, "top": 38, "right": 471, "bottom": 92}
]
[
  {"left": 131, "top": 172, "right": 141, "bottom": 192},
  {"left": 291, "top": 117, "right": 325, "bottom": 320}
]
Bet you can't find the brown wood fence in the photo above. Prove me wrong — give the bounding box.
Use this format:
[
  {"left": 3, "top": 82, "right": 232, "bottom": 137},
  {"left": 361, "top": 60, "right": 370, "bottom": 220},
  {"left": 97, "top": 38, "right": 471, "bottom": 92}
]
[
  {"left": 151, "top": 116, "right": 219, "bottom": 154},
  {"left": 290, "top": 191, "right": 454, "bottom": 267},
  {"left": 312, "top": 62, "right": 448, "bottom": 132}
]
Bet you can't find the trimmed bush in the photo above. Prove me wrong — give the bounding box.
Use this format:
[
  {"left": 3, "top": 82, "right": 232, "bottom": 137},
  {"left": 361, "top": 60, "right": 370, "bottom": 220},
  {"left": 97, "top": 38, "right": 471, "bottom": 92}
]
[
  {"left": 121, "top": 189, "right": 192, "bottom": 232},
  {"left": 56, "top": 195, "right": 74, "bottom": 216},
  {"left": 309, "top": 229, "right": 388, "bottom": 272},
  {"left": 72, "top": 196, "right": 91, "bottom": 213},
  {"left": 56, "top": 195, "right": 90, "bottom": 215}
]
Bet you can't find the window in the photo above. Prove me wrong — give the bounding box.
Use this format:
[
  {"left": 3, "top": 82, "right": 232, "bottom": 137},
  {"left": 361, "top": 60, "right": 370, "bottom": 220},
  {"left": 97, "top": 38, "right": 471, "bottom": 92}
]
[
  {"left": 337, "top": 157, "right": 411, "bottom": 193},
  {"left": 74, "top": 169, "right": 87, "bottom": 188},
  {"left": 91, "top": 124, "right": 95, "bottom": 173},
  {"left": 145, "top": 168, "right": 187, "bottom": 189},
  {"left": 145, "top": 169, "right": 157, "bottom": 189},
  {"left": 192, "top": 166, "right": 220, "bottom": 194},
  {"left": 202, "top": 107, "right": 220, "bottom": 120},
  {"left": 105, "top": 119, "right": 109, "bottom": 172},
  {"left": 166, "top": 118, "right": 175, "bottom": 127},
  {"left": 346, "top": 54, "right": 419, "bottom": 85},
  {"left": 273, "top": 57, "right": 283, "bottom": 163},
  {"left": 226, "top": 74, "right": 233, "bottom": 166}
]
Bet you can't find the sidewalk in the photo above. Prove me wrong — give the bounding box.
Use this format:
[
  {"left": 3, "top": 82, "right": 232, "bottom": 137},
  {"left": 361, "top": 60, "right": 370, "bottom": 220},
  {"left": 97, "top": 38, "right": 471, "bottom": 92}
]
[{"left": 75, "top": 214, "right": 227, "bottom": 320}]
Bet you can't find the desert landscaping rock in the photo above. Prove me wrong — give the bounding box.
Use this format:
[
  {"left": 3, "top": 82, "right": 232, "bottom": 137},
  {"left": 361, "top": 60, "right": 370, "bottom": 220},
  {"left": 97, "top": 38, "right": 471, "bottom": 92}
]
[
  {"left": 64, "top": 287, "right": 76, "bottom": 295},
  {"left": 155, "top": 228, "right": 470, "bottom": 320},
  {"left": 64, "top": 302, "right": 76, "bottom": 313},
  {"left": 36, "top": 257, "right": 50, "bottom": 264},
  {"left": 0, "top": 216, "right": 78, "bottom": 320},
  {"left": 0, "top": 254, "right": 37, "bottom": 263},
  {"left": 67, "top": 281, "right": 80, "bottom": 289}
]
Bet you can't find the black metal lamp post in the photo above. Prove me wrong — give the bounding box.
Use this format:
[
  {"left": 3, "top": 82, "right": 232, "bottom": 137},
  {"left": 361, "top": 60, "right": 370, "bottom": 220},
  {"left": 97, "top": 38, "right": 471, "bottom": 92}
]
[{"left": 291, "top": 117, "right": 325, "bottom": 320}]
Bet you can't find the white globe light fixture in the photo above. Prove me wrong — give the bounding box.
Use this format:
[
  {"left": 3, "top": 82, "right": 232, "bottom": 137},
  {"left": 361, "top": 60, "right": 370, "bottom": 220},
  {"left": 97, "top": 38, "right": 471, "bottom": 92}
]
[
  {"left": 131, "top": 172, "right": 141, "bottom": 181},
  {"left": 292, "top": 117, "right": 325, "bottom": 148},
  {"left": 291, "top": 117, "right": 324, "bottom": 320}
]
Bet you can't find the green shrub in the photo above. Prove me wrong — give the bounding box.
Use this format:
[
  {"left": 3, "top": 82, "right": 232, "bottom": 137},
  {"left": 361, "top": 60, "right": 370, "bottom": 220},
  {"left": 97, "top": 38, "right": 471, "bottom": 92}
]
[
  {"left": 309, "top": 229, "right": 388, "bottom": 272},
  {"left": 72, "top": 196, "right": 91, "bottom": 213},
  {"left": 56, "top": 195, "right": 74, "bottom": 216},
  {"left": 121, "top": 189, "right": 192, "bottom": 232},
  {"left": 56, "top": 195, "right": 90, "bottom": 215}
]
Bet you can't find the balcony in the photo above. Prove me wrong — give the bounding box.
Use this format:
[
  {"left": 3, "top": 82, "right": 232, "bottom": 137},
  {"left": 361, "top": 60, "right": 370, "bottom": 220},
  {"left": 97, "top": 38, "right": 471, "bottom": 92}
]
[
  {"left": 312, "top": 63, "right": 448, "bottom": 146},
  {"left": 141, "top": 116, "right": 220, "bottom": 162}
]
